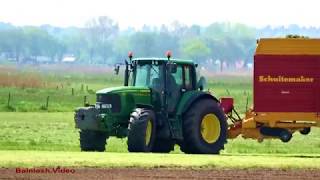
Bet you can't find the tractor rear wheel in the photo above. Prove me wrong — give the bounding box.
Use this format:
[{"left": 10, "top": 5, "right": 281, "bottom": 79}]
[
  {"left": 180, "top": 99, "right": 227, "bottom": 154},
  {"left": 127, "top": 108, "right": 156, "bottom": 152},
  {"left": 79, "top": 130, "right": 108, "bottom": 152},
  {"left": 151, "top": 138, "right": 175, "bottom": 153}
]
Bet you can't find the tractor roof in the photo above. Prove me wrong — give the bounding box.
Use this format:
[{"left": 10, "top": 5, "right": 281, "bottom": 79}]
[{"left": 132, "top": 58, "right": 195, "bottom": 65}]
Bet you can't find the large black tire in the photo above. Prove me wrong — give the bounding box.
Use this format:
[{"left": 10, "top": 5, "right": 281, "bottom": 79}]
[
  {"left": 279, "top": 129, "right": 292, "bottom": 143},
  {"left": 79, "top": 130, "right": 108, "bottom": 152},
  {"left": 300, "top": 127, "right": 311, "bottom": 135},
  {"left": 180, "top": 99, "right": 227, "bottom": 154},
  {"left": 151, "top": 138, "right": 175, "bottom": 153},
  {"left": 127, "top": 108, "right": 157, "bottom": 152}
]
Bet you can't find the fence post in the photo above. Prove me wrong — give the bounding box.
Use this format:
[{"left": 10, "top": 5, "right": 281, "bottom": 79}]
[
  {"left": 226, "top": 89, "right": 230, "bottom": 95},
  {"left": 81, "top": 84, "right": 84, "bottom": 92},
  {"left": 7, "top": 92, "right": 11, "bottom": 107},
  {"left": 84, "top": 96, "right": 87, "bottom": 106},
  {"left": 46, "top": 96, "right": 50, "bottom": 109}
]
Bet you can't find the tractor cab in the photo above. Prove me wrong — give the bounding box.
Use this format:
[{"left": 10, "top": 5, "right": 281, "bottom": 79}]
[{"left": 122, "top": 52, "right": 199, "bottom": 114}]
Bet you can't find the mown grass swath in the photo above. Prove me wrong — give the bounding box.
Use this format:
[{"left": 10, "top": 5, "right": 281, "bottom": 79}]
[
  {"left": 1, "top": 150, "right": 320, "bottom": 169},
  {"left": 1, "top": 112, "right": 320, "bottom": 155}
]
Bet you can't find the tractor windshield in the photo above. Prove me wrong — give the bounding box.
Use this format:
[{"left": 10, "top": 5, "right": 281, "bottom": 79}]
[{"left": 133, "top": 62, "right": 164, "bottom": 90}]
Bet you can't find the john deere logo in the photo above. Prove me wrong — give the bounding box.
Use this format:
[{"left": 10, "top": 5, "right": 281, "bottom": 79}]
[{"left": 259, "top": 75, "right": 314, "bottom": 83}]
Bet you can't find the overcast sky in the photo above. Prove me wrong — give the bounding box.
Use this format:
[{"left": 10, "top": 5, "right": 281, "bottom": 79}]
[{"left": 1, "top": 0, "right": 319, "bottom": 29}]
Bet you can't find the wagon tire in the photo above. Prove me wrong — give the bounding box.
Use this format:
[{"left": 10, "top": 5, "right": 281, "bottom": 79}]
[{"left": 299, "top": 127, "right": 311, "bottom": 135}]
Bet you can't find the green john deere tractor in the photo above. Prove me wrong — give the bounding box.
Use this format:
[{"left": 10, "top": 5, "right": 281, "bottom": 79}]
[{"left": 74, "top": 52, "right": 227, "bottom": 154}]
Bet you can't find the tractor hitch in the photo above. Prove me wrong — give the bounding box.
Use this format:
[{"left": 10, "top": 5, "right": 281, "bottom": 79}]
[{"left": 220, "top": 97, "right": 243, "bottom": 139}]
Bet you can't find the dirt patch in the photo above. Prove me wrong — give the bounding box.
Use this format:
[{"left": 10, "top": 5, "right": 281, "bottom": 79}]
[{"left": 1, "top": 168, "right": 319, "bottom": 180}]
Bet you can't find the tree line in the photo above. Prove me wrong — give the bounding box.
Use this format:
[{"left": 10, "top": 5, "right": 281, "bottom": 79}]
[{"left": 0, "top": 17, "right": 319, "bottom": 69}]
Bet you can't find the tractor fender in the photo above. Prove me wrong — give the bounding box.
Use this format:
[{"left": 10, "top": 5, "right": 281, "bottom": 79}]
[
  {"left": 176, "top": 91, "right": 219, "bottom": 117},
  {"left": 135, "top": 103, "right": 154, "bottom": 109}
]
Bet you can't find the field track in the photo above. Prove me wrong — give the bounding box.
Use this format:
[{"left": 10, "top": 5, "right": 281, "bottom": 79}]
[{"left": 1, "top": 168, "right": 319, "bottom": 180}]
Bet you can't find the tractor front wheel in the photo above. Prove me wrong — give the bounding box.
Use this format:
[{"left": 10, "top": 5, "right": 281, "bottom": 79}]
[
  {"left": 151, "top": 138, "right": 175, "bottom": 153},
  {"left": 180, "top": 99, "right": 227, "bottom": 154},
  {"left": 79, "top": 130, "right": 108, "bottom": 152},
  {"left": 127, "top": 108, "right": 156, "bottom": 152}
]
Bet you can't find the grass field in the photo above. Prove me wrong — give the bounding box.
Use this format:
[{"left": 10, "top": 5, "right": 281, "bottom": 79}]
[
  {"left": 0, "top": 65, "right": 121, "bottom": 112},
  {"left": 1, "top": 64, "right": 320, "bottom": 169},
  {"left": 1, "top": 112, "right": 320, "bottom": 155},
  {"left": 1, "top": 150, "right": 320, "bottom": 169},
  {"left": 0, "top": 65, "right": 252, "bottom": 113}
]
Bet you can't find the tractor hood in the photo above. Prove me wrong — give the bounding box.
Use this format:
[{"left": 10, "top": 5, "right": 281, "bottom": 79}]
[
  {"left": 95, "top": 86, "right": 152, "bottom": 114},
  {"left": 96, "top": 86, "right": 150, "bottom": 94}
]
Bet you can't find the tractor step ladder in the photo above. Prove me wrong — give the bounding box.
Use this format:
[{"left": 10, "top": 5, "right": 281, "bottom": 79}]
[{"left": 168, "top": 117, "right": 183, "bottom": 140}]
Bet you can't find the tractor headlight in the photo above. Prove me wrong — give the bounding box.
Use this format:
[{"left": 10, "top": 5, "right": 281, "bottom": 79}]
[
  {"left": 95, "top": 103, "right": 112, "bottom": 109},
  {"left": 102, "top": 104, "right": 112, "bottom": 109}
]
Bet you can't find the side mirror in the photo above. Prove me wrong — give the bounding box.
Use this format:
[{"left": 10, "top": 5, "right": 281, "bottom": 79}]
[
  {"left": 167, "top": 63, "right": 177, "bottom": 73},
  {"left": 197, "top": 76, "right": 207, "bottom": 91},
  {"left": 114, "top": 64, "right": 120, "bottom": 75}
]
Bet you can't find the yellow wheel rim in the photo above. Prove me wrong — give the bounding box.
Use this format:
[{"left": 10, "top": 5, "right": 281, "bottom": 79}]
[
  {"left": 145, "top": 119, "right": 152, "bottom": 146},
  {"left": 200, "top": 114, "right": 221, "bottom": 143}
]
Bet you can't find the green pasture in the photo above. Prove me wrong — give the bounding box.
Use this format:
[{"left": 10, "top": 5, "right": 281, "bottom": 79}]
[
  {"left": 1, "top": 112, "right": 320, "bottom": 155},
  {"left": 1, "top": 150, "right": 320, "bottom": 169},
  {"left": 1, "top": 67, "right": 320, "bottom": 169},
  {"left": 0, "top": 69, "right": 123, "bottom": 112},
  {"left": 0, "top": 68, "right": 252, "bottom": 113}
]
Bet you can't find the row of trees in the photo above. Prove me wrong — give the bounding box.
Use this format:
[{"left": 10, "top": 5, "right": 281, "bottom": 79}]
[
  {"left": 1, "top": 16, "right": 319, "bottom": 68},
  {"left": 0, "top": 27, "right": 64, "bottom": 63}
]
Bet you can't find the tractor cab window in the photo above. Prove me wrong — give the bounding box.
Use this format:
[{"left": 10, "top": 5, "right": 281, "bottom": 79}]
[
  {"left": 133, "top": 62, "right": 164, "bottom": 91},
  {"left": 184, "top": 65, "right": 194, "bottom": 90},
  {"left": 169, "top": 65, "right": 183, "bottom": 87},
  {"left": 134, "top": 64, "right": 149, "bottom": 86}
]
